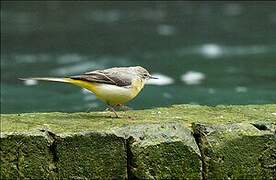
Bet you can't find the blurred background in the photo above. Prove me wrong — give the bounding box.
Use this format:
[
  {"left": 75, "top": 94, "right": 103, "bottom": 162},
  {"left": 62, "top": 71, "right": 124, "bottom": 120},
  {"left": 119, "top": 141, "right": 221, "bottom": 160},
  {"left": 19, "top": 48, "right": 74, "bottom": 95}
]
[{"left": 1, "top": 1, "right": 276, "bottom": 114}]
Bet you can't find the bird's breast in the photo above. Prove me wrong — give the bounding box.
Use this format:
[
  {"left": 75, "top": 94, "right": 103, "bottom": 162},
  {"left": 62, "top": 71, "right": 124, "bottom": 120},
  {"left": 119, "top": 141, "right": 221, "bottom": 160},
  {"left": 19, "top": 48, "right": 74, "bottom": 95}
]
[
  {"left": 67, "top": 78, "right": 145, "bottom": 105},
  {"left": 131, "top": 78, "right": 145, "bottom": 94}
]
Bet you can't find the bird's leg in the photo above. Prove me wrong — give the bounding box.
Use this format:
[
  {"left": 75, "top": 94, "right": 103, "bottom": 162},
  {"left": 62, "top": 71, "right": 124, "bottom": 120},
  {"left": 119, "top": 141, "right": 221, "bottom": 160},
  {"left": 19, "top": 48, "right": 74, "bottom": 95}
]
[{"left": 107, "top": 104, "right": 119, "bottom": 118}]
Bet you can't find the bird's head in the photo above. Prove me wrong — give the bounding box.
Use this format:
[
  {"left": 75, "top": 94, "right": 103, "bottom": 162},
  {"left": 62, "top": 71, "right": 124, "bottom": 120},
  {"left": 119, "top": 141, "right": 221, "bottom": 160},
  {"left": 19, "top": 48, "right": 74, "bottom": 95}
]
[{"left": 133, "top": 66, "right": 158, "bottom": 80}]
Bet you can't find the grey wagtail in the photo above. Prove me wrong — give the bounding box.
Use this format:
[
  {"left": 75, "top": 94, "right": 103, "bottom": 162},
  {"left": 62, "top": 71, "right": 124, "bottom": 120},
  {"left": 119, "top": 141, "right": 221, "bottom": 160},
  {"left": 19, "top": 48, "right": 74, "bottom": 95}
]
[{"left": 20, "top": 66, "right": 157, "bottom": 118}]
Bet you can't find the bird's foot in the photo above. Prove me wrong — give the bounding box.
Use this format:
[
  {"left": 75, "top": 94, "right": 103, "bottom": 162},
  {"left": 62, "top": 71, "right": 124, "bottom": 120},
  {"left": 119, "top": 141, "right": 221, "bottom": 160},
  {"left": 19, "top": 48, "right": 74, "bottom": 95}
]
[{"left": 106, "top": 105, "right": 120, "bottom": 118}]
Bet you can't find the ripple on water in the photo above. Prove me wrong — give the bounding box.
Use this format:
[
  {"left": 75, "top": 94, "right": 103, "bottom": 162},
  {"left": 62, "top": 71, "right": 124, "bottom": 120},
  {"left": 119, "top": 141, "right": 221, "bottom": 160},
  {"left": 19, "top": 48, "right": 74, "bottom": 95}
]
[
  {"left": 163, "top": 92, "right": 173, "bottom": 99},
  {"left": 235, "top": 86, "right": 247, "bottom": 93},
  {"left": 83, "top": 9, "right": 121, "bottom": 23},
  {"left": 57, "top": 53, "right": 84, "bottom": 64},
  {"left": 176, "top": 44, "right": 274, "bottom": 58},
  {"left": 52, "top": 61, "right": 106, "bottom": 76},
  {"left": 157, "top": 24, "right": 176, "bottom": 36},
  {"left": 200, "top": 44, "right": 273, "bottom": 58},
  {"left": 53, "top": 55, "right": 131, "bottom": 76},
  {"left": 223, "top": 3, "right": 243, "bottom": 16},
  {"left": 208, "top": 88, "right": 216, "bottom": 94},
  {"left": 146, "top": 73, "right": 174, "bottom": 86},
  {"left": 13, "top": 53, "right": 50, "bottom": 63}
]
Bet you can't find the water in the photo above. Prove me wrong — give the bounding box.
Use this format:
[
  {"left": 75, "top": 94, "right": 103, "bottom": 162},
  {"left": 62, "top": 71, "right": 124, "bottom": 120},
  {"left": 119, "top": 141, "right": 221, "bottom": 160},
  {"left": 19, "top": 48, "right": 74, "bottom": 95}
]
[{"left": 1, "top": 2, "right": 276, "bottom": 114}]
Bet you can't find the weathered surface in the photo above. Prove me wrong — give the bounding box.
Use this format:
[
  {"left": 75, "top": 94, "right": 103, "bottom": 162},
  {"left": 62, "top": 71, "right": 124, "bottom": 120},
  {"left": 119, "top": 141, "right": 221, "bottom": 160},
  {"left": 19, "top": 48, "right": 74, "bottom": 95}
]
[
  {"left": 0, "top": 133, "right": 54, "bottom": 179},
  {"left": 56, "top": 133, "right": 127, "bottom": 179},
  {"left": 193, "top": 123, "right": 276, "bottom": 179},
  {"left": 115, "top": 123, "right": 202, "bottom": 179},
  {"left": 1, "top": 104, "right": 276, "bottom": 179}
]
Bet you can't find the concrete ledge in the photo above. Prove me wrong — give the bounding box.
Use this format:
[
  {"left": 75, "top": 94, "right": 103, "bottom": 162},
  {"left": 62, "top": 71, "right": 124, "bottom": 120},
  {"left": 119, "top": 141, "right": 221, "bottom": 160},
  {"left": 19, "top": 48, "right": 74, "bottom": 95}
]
[{"left": 1, "top": 104, "right": 276, "bottom": 179}]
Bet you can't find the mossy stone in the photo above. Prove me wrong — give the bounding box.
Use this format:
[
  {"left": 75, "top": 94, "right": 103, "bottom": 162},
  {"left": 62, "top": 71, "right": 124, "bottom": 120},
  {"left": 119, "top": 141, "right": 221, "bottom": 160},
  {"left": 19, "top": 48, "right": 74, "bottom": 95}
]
[
  {"left": 0, "top": 134, "right": 54, "bottom": 179},
  {"left": 56, "top": 133, "right": 127, "bottom": 179},
  {"left": 193, "top": 123, "right": 276, "bottom": 179},
  {"left": 119, "top": 123, "right": 202, "bottom": 179},
  {"left": 1, "top": 104, "right": 276, "bottom": 179}
]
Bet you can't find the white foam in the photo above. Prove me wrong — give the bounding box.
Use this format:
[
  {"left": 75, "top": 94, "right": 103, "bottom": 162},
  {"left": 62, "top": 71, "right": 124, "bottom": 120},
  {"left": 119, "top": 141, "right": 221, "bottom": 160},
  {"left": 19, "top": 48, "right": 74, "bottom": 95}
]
[
  {"left": 200, "top": 44, "right": 223, "bottom": 58},
  {"left": 23, "top": 79, "right": 38, "bottom": 86},
  {"left": 181, "top": 71, "right": 206, "bottom": 85},
  {"left": 146, "top": 73, "right": 174, "bottom": 86}
]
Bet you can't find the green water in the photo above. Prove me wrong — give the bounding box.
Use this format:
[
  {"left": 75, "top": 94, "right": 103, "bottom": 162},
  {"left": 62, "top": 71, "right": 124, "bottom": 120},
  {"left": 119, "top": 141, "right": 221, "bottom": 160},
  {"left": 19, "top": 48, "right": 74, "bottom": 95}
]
[{"left": 1, "top": 2, "right": 276, "bottom": 114}]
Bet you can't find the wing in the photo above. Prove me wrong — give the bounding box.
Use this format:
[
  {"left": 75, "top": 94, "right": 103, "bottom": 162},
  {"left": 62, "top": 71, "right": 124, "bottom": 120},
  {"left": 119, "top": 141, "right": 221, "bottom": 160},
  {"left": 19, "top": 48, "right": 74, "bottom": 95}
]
[{"left": 69, "top": 68, "right": 133, "bottom": 87}]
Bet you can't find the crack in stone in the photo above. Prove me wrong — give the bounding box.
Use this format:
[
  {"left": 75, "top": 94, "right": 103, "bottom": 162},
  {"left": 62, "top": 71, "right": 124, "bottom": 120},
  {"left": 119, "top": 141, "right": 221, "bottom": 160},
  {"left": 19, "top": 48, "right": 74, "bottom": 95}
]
[
  {"left": 16, "top": 144, "right": 21, "bottom": 179},
  {"left": 126, "top": 136, "right": 137, "bottom": 180},
  {"left": 192, "top": 123, "right": 209, "bottom": 180},
  {"left": 39, "top": 129, "right": 60, "bottom": 178},
  {"left": 251, "top": 123, "right": 269, "bottom": 131},
  {"left": 12, "top": 137, "right": 25, "bottom": 179}
]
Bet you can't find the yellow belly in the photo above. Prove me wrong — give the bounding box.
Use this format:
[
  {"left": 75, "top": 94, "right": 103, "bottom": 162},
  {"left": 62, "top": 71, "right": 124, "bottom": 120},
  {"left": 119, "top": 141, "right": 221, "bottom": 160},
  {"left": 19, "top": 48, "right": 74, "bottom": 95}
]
[{"left": 67, "top": 78, "right": 145, "bottom": 105}]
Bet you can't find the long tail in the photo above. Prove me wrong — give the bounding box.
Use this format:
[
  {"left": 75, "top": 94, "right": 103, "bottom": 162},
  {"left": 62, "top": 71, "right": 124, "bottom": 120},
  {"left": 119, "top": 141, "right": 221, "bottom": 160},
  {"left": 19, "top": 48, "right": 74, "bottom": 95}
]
[
  {"left": 19, "top": 77, "right": 72, "bottom": 83},
  {"left": 19, "top": 77, "right": 97, "bottom": 93}
]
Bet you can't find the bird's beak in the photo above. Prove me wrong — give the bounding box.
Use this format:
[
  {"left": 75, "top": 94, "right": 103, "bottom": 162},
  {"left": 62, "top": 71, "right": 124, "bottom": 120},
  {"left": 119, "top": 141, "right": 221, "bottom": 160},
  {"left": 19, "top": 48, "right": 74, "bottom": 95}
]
[{"left": 149, "top": 75, "right": 158, "bottom": 79}]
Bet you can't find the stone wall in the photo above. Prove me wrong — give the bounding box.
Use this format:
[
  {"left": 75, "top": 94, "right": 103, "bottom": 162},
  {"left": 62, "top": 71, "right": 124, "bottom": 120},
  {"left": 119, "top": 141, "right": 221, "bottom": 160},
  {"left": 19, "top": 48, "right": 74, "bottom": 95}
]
[{"left": 1, "top": 104, "right": 275, "bottom": 179}]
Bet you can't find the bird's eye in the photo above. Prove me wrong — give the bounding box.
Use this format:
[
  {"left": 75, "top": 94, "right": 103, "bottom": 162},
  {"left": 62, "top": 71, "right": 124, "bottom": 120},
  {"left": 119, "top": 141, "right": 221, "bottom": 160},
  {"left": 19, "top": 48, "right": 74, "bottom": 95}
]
[{"left": 143, "top": 73, "right": 148, "bottom": 77}]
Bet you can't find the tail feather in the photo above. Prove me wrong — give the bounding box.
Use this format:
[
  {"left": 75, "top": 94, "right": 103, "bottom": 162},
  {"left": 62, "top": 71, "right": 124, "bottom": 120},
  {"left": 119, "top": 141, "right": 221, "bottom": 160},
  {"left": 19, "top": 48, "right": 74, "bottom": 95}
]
[{"left": 19, "top": 77, "right": 71, "bottom": 83}]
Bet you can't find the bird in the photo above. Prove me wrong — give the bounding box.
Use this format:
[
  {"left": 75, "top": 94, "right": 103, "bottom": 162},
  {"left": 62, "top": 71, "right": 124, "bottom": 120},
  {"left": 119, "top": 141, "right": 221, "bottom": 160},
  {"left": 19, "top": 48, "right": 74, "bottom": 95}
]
[{"left": 20, "top": 66, "right": 157, "bottom": 118}]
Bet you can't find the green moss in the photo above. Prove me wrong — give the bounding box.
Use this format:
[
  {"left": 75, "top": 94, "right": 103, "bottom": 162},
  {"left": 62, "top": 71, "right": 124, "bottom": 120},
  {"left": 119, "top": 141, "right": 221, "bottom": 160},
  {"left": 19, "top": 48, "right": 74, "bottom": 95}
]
[
  {"left": 1, "top": 104, "right": 275, "bottom": 135},
  {"left": 0, "top": 135, "right": 54, "bottom": 179},
  {"left": 56, "top": 133, "right": 127, "bottom": 179},
  {"left": 121, "top": 123, "right": 201, "bottom": 179},
  {"left": 130, "top": 141, "right": 201, "bottom": 179},
  {"left": 194, "top": 123, "right": 276, "bottom": 179},
  {"left": 0, "top": 137, "right": 18, "bottom": 179},
  {"left": 210, "top": 135, "right": 275, "bottom": 179}
]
